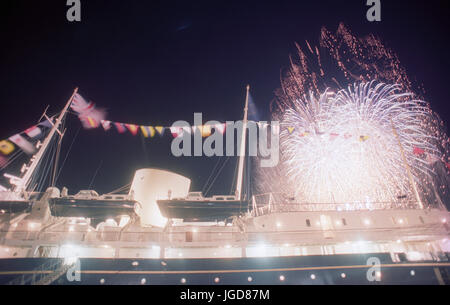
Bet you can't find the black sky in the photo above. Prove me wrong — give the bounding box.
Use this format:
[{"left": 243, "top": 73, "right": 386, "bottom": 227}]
[{"left": 1, "top": 0, "right": 449, "bottom": 195}]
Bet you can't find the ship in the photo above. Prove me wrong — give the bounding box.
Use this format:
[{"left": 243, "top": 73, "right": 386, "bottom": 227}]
[{"left": 0, "top": 87, "right": 449, "bottom": 286}]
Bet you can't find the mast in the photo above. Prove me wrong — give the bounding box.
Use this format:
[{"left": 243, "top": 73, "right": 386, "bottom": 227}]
[
  {"left": 13, "top": 88, "right": 78, "bottom": 195},
  {"left": 390, "top": 118, "right": 424, "bottom": 209},
  {"left": 235, "top": 85, "right": 250, "bottom": 201}
]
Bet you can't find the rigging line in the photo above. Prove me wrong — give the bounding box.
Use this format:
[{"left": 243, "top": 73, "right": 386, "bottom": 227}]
[
  {"left": 106, "top": 183, "right": 132, "bottom": 195},
  {"left": 52, "top": 117, "right": 66, "bottom": 187},
  {"left": 55, "top": 125, "right": 81, "bottom": 183},
  {"left": 204, "top": 157, "right": 230, "bottom": 196},
  {"left": 0, "top": 150, "right": 24, "bottom": 170},
  {"left": 229, "top": 156, "right": 239, "bottom": 195},
  {"left": 33, "top": 138, "right": 56, "bottom": 193},
  {"left": 201, "top": 157, "right": 224, "bottom": 194},
  {"left": 105, "top": 183, "right": 131, "bottom": 195},
  {"left": 88, "top": 159, "right": 103, "bottom": 190}
]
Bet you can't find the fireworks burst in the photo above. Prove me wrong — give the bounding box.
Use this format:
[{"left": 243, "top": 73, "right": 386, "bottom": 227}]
[
  {"left": 280, "top": 81, "right": 439, "bottom": 205},
  {"left": 256, "top": 24, "right": 450, "bottom": 208}
]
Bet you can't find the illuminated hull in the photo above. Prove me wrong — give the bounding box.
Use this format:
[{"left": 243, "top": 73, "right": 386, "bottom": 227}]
[
  {"left": 0, "top": 201, "right": 31, "bottom": 214},
  {"left": 157, "top": 199, "right": 249, "bottom": 222},
  {"left": 48, "top": 198, "right": 137, "bottom": 219},
  {"left": 1, "top": 253, "right": 449, "bottom": 285}
]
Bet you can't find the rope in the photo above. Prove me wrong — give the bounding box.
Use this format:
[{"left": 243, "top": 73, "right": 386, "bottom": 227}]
[
  {"left": 201, "top": 157, "right": 223, "bottom": 194},
  {"left": 55, "top": 125, "right": 81, "bottom": 183},
  {"left": 204, "top": 157, "right": 230, "bottom": 196},
  {"left": 106, "top": 183, "right": 132, "bottom": 195},
  {"left": 88, "top": 160, "right": 103, "bottom": 189},
  {"left": 0, "top": 150, "right": 24, "bottom": 170}
]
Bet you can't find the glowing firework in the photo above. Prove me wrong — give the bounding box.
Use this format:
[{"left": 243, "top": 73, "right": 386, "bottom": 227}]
[
  {"left": 256, "top": 24, "right": 450, "bottom": 208},
  {"left": 280, "top": 81, "right": 439, "bottom": 205}
]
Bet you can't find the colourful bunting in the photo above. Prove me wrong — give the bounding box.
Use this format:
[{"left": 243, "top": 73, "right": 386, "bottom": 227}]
[
  {"left": 84, "top": 117, "right": 99, "bottom": 128},
  {"left": 329, "top": 133, "right": 339, "bottom": 140},
  {"left": 114, "top": 123, "right": 126, "bottom": 134},
  {"left": 344, "top": 133, "right": 352, "bottom": 139},
  {"left": 125, "top": 124, "right": 139, "bottom": 136},
  {"left": 155, "top": 126, "right": 165, "bottom": 137},
  {"left": 71, "top": 93, "right": 106, "bottom": 129},
  {"left": 0, "top": 140, "right": 14, "bottom": 155},
  {"left": 24, "top": 126, "right": 42, "bottom": 139},
  {"left": 148, "top": 126, "right": 156, "bottom": 138},
  {"left": 299, "top": 132, "right": 310, "bottom": 137},
  {"left": 201, "top": 125, "right": 211, "bottom": 138},
  {"left": 38, "top": 119, "right": 53, "bottom": 129},
  {"left": 287, "top": 127, "right": 295, "bottom": 134},
  {"left": 170, "top": 126, "right": 183, "bottom": 138},
  {"left": 9, "top": 134, "right": 36, "bottom": 155},
  {"left": 359, "top": 135, "right": 370, "bottom": 142},
  {"left": 140, "top": 126, "right": 150, "bottom": 138},
  {"left": 101, "top": 120, "right": 112, "bottom": 131}
]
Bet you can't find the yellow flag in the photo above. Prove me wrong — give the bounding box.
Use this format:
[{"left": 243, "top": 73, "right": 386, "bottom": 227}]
[
  {"left": 148, "top": 126, "right": 156, "bottom": 138},
  {"left": 0, "top": 140, "right": 15, "bottom": 155},
  {"left": 140, "top": 126, "right": 149, "bottom": 138},
  {"left": 201, "top": 125, "right": 212, "bottom": 138},
  {"left": 359, "top": 135, "right": 369, "bottom": 142},
  {"left": 155, "top": 126, "right": 165, "bottom": 136}
]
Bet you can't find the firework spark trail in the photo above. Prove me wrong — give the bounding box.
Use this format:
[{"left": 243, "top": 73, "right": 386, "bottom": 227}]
[
  {"left": 279, "top": 81, "right": 438, "bottom": 205},
  {"left": 257, "top": 24, "right": 449, "bottom": 208}
]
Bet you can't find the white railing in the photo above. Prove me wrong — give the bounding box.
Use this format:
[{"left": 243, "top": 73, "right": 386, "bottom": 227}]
[{"left": 251, "top": 193, "right": 421, "bottom": 216}]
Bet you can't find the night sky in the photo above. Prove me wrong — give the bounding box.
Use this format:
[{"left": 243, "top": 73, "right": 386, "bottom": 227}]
[{"left": 1, "top": 0, "right": 449, "bottom": 196}]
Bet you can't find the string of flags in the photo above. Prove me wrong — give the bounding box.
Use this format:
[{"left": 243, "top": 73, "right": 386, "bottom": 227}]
[
  {"left": 96, "top": 118, "right": 377, "bottom": 143},
  {"left": 0, "top": 119, "right": 53, "bottom": 168},
  {"left": 2, "top": 92, "right": 449, "bottom": 171}
]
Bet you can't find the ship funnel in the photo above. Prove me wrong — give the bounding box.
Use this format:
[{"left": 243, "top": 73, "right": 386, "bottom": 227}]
[{"left": 130, "top": 169, "right": 191, "bottom": 227}]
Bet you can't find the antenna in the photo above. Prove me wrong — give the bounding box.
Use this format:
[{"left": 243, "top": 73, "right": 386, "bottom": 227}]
[
  {"left": 235, "top": 85, "right": 250, "bottom": 201},
  {"left": 13, "top": 88, "right": 78, "bottom": 195}
]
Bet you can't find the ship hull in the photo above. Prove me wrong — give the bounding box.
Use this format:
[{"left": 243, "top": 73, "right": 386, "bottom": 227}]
[
  {"left": 1, "top": 253, "right": 449, "bottom": 285},
  {"left": 157, "top": 199, "right": 249, "bottom": 221},
  {"left": 48, "top": 198, "right": 136, "bottom": 219},
  {"left": 0, "top": 201, "right": 31, "bottom": 213}
]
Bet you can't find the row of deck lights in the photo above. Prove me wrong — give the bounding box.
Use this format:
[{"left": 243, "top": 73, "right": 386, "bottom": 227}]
[{"left": 95, "top": 268, "right": 419, "bottom": 284}]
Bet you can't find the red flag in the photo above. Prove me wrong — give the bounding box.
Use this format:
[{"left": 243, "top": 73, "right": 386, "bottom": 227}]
[
  {"left": 101, "top": 120, "right": 112, "bottom": 131},
  {"left": 9, "top": 134, "right": 36, "bottom": 155},
  {"left": 170, "top": 126, "right": 183, "bottom": 138},
  {"left": 125, "top": 124, "right": 139, "bottom": 136},
  {"left": 329, "top": 133, "right": 339, "bottom": 141},
  {"left": 114, "top": 123, "right": 126, "bottom": 134},
  {"left": 71, "top": 93, "right": 106, "bottom": 129},
  {"left": 24, "top": 126, "right": 42, "bottom": 139},
  {"left": 413, "top": 147, "right": 425, "bottom": 156}
]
